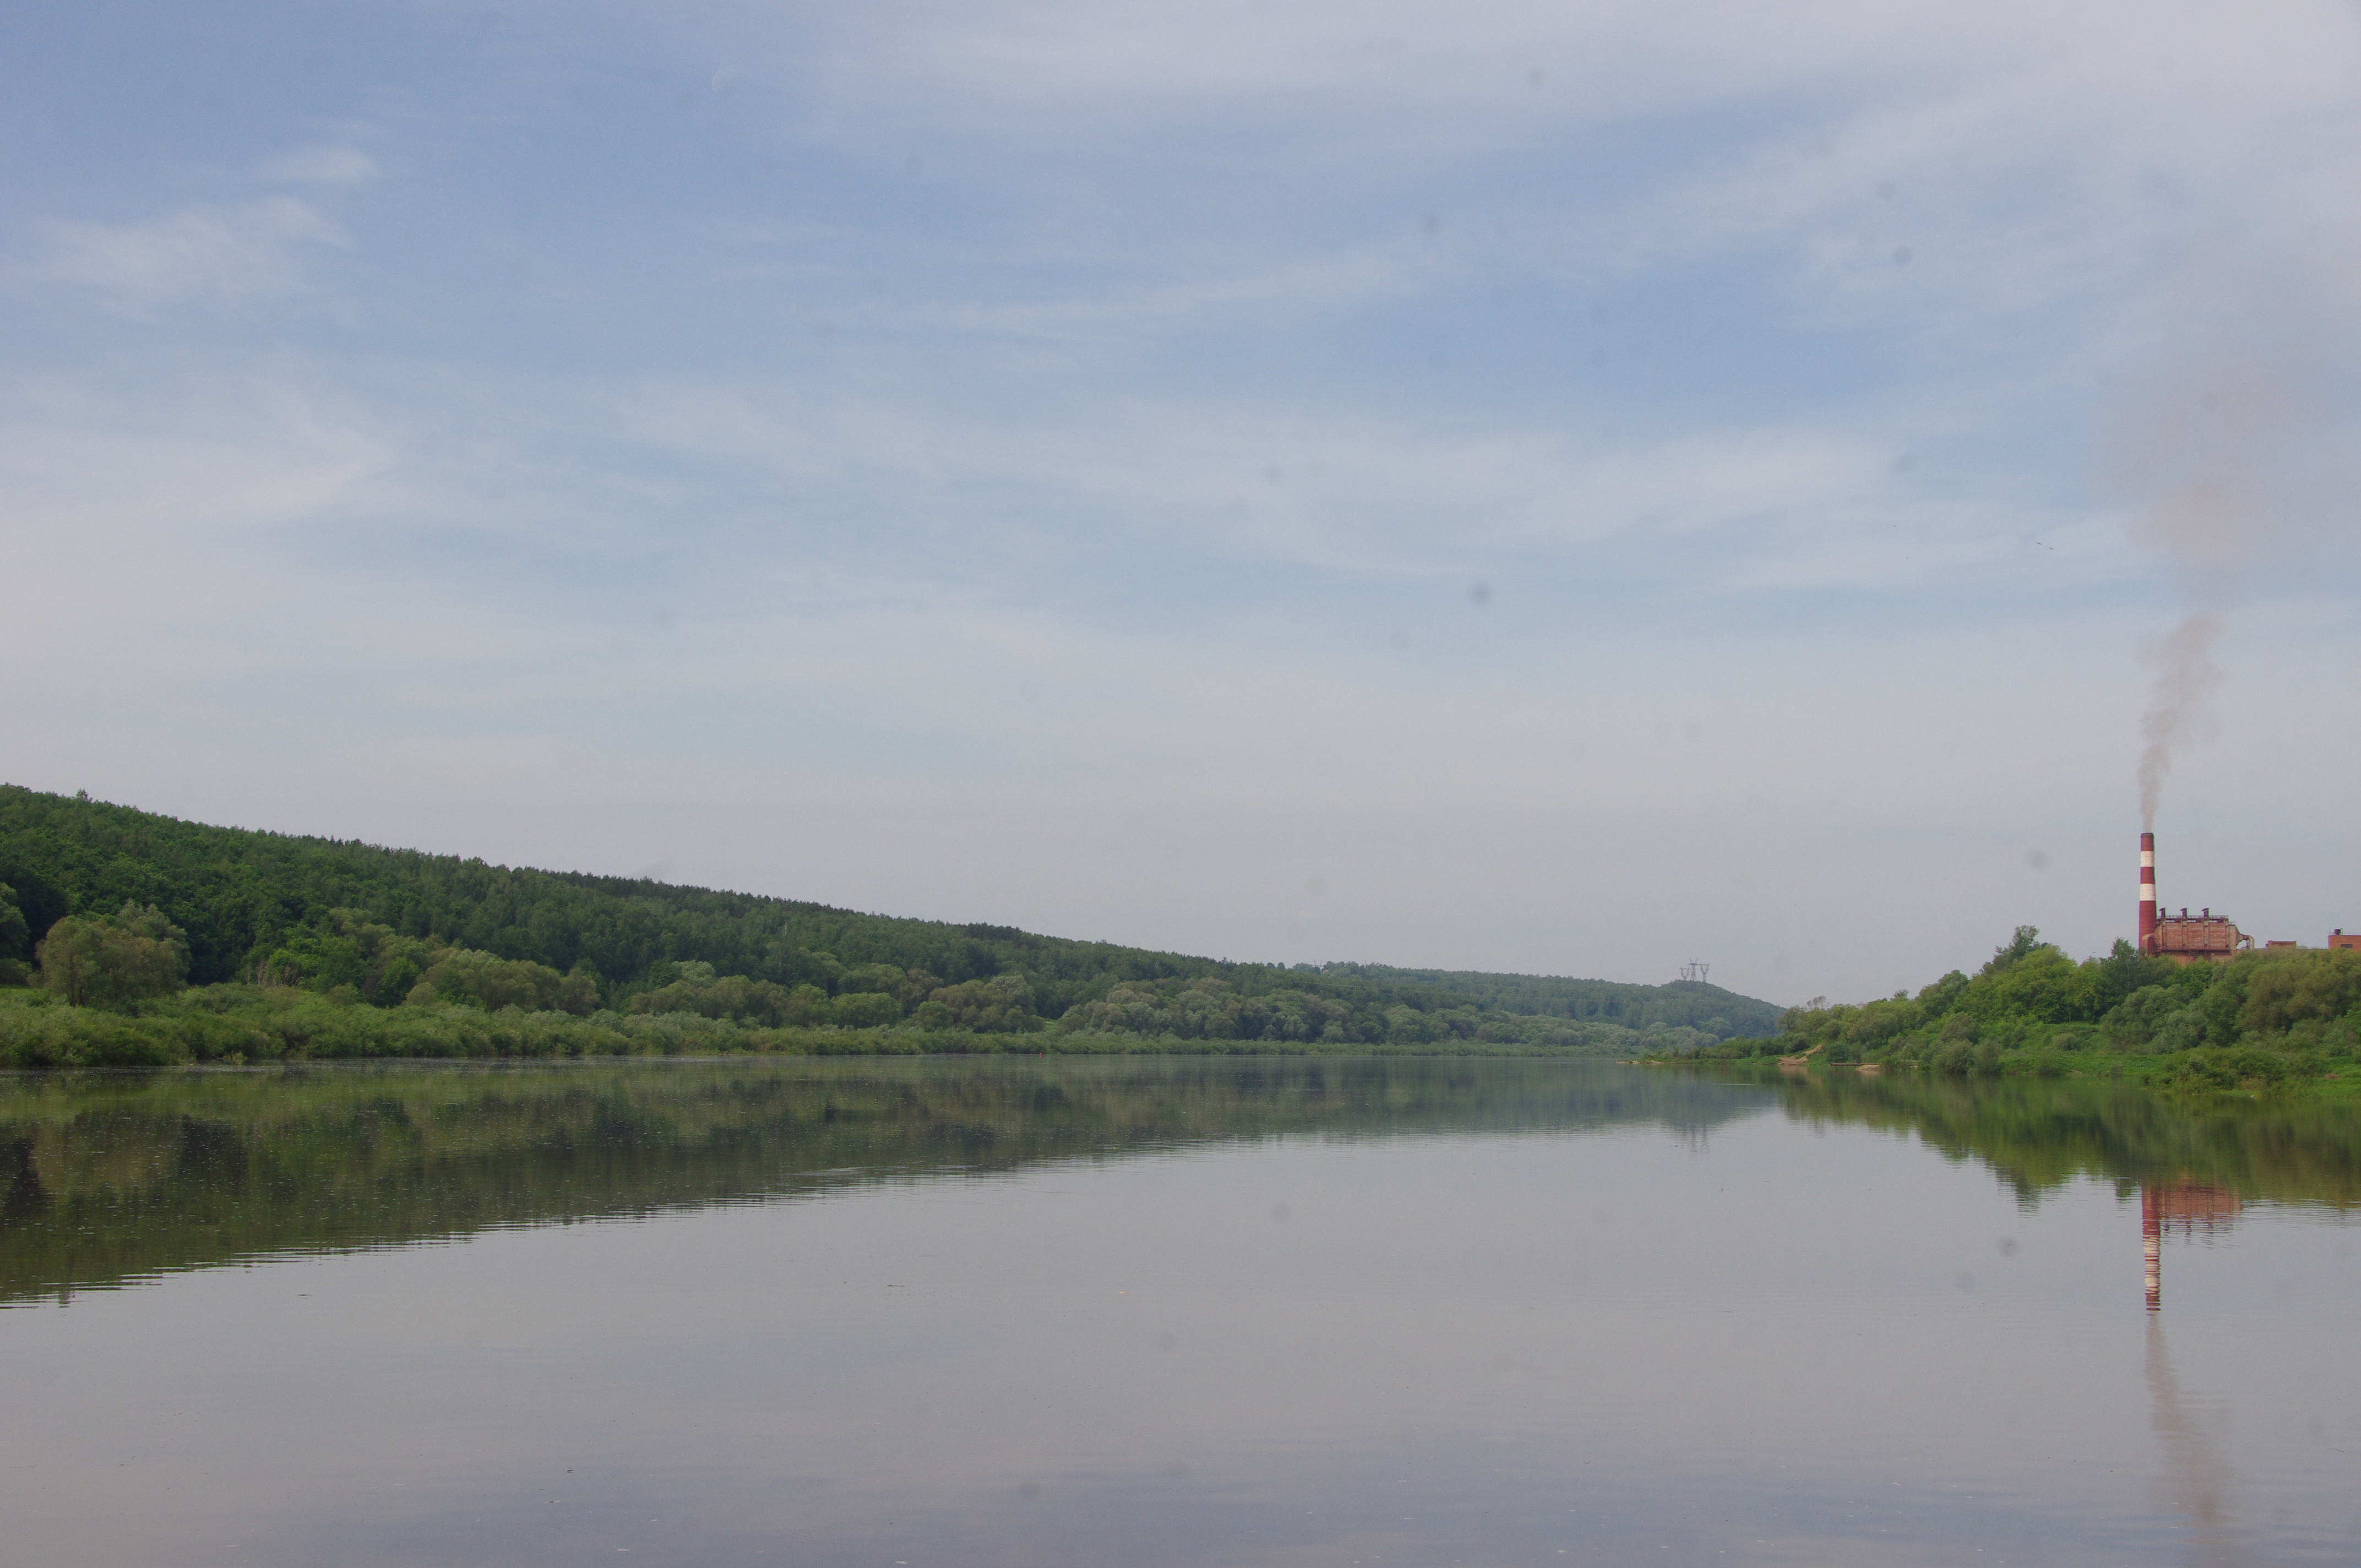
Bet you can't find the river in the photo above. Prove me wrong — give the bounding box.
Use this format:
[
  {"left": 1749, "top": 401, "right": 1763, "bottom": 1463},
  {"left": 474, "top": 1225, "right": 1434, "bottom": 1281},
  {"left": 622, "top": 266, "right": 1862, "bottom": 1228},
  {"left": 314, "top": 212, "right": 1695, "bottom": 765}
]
[{"left": 2, "top": 1056, "right": 2354, "bottom": 1565}]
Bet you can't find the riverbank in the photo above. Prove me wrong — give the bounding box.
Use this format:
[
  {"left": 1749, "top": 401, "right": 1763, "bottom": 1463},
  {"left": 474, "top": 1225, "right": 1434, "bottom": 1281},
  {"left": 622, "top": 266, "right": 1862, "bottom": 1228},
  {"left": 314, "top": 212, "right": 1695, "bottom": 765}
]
[
  {"left": 0, "top": 986, "right": 1639, "bottom": 1069},
  {"left": 1651, "top": 925, "right": 2361, "bottom": 1101}
]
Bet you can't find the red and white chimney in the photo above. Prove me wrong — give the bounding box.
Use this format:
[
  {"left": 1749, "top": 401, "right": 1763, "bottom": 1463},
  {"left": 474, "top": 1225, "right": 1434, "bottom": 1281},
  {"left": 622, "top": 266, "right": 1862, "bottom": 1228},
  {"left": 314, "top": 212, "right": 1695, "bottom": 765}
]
[{"left": 2139, "top": 831, "right": 2158, "bottom": 954}]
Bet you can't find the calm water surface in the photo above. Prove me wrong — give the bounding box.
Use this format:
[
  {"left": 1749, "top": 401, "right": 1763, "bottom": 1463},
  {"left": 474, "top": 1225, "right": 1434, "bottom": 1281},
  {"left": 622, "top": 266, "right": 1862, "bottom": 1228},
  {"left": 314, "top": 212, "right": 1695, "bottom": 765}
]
[{"left": 3, "top": 1057, "right": 2356, "bottom": 1566}]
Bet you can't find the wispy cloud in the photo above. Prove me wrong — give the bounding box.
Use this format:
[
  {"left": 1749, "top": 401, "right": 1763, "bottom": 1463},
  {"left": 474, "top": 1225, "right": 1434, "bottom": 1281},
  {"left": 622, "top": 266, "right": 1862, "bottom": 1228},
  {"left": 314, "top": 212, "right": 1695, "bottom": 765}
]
[
  {"left": 808, "top": 0, "right": 2360, "bottom": 130},
  {"left": 254, "top": 145, "right": 379, "bottom": 187},
  {"left": 593, "top": 375, "right": 2069, "bottom": 596},
  {"left": 935, "top": 246, "right": 1426, "bottom": 342},
  {"left": 742, "top": 0, "right": 2361, "bottom": 335},
  {"left": 28, "top": 197, "right": 345, "bottom": 304}
]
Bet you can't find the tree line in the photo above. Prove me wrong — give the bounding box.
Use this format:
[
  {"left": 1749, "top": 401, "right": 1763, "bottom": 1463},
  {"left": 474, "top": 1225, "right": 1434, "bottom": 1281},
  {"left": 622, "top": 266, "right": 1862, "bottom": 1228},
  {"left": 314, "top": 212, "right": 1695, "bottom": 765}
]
[
  {"left": 0, "top": 786, "right": 1775, "bottom": 1068},
  {"left": 1673, "top": 924, "right": 2361, "bottom": 1093},
  {"left": 1336, "top": 962, "right": 1782, "bottom": 1038}
]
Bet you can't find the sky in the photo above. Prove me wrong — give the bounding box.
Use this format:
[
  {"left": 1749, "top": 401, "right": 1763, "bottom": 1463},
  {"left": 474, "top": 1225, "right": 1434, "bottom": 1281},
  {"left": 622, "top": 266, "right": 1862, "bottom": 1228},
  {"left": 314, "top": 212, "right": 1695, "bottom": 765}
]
[{"left": 4, "top": 0, "right": 2359, "bottom": 1005}]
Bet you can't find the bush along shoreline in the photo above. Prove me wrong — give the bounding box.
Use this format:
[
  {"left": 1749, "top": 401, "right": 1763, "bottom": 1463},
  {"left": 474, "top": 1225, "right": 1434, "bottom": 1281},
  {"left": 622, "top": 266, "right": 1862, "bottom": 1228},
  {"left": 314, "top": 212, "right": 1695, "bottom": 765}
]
[
  {"left": 1657, "top": 926, "right": 2361, "bottom": 1098},
  {"left": 0, "top": 984, "right": 1682, "bottom": 1070},
  {"left": 0, "top": 910, "right": 1731, "bottom": 1069}
]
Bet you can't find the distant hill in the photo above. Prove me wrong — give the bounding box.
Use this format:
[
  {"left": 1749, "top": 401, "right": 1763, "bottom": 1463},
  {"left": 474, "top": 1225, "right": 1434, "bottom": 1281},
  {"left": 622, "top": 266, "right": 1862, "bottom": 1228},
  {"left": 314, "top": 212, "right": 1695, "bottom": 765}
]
[
  {"left": 1342, "top": 965, "right": 1785, "bottom": 1040},
  {"left": 0, "top": 785, "right": 1780, "bottom": 1054}
]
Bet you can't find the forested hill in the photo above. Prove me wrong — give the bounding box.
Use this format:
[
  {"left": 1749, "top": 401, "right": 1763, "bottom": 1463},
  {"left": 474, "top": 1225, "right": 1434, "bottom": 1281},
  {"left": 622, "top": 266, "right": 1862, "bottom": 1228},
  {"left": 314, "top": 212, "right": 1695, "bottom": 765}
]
[
  {"left": 0, "top": 785, "right": 1777, "bottom": 1052},
  {"left": 1340, "top": 964, "right": 1783, "bottom": 1039}
]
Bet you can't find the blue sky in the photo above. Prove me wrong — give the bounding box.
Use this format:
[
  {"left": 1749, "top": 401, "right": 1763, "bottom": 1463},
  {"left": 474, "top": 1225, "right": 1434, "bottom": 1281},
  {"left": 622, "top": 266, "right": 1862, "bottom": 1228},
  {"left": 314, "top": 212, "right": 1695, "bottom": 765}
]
[{"left": 6, "top": 0, "right": 2359, "bottom": 1002}]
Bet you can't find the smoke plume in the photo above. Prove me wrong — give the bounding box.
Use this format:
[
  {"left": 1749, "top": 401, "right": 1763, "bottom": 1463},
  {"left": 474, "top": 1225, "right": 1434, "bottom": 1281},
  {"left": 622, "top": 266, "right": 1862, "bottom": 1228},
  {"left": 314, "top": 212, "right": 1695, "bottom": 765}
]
[
  {"left": 2102, "top": 307, "right": 2351, "bottom": 829},
  {"left": 2136, "top": 614, "right": 2223, "bottom": 830}
]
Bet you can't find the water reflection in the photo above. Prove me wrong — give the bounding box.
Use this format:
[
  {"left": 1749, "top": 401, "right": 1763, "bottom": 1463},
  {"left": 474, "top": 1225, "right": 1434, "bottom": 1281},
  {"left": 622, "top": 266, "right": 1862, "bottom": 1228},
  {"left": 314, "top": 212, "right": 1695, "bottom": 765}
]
[
  {"left": 1753, "top": 1067, "right": 2361, "bottom": 1335},
  {"left": 2148, "top": 1317, "right": 2242, "bottom": 1567},
  {"left": 0, "top": 1057, "right": 1768, "bottom": 1303},
  {"left": 1765, "top": 1068, "right": 2361, "bottom": 1213},
  {"left": 2143, "top": 1179, "right": 2243, "bottom": 1312},
  {"left": 1766, "top": 1068, "right": 2358, "bottom": 1565},
  {"left": 7, "top": 1058, "right": 2358, "bottom": 1310},
  {"left": 1, "top": 1058, "right": 2354, "bottom": 1568}
]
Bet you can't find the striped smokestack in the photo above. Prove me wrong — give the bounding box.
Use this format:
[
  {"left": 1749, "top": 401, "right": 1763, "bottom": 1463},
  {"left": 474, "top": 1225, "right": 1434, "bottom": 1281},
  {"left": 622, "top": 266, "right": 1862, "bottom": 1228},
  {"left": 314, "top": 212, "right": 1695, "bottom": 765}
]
[{"left": 2139, "top": 831, "right": 2158, "bottom": 955}]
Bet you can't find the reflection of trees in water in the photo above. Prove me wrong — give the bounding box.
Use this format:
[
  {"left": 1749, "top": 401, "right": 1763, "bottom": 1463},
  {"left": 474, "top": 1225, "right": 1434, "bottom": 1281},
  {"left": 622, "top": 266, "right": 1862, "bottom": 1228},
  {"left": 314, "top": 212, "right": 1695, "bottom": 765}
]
[
  {"left": 0, "top": 1058, "right": 1774, "bottom": 1303},
  {"left": 1664, "top": 1119, "right": 1718, "bottom": 1155},
  {"left": 1765, "top": 1070, "right": 2361, "bottom": 1213}
]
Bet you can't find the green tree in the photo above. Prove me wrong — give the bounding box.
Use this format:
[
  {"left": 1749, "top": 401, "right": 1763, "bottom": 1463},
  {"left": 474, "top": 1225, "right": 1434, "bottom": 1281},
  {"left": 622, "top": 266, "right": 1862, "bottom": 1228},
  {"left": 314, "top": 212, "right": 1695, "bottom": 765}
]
[
  {"left": 2238, "top": 949, "right": 2361, "bottom": 1038},
  {"left": 406, "top": 948, "right": 577, "bottom": 1014},
  {"left": 35, "top": 903, "right": 191, "bottom": 1008},
  {"left": 2089, "top": 939, "right": 2172, "bottom": 1016},
  {"left": 1982, "top": 925, "right": 2044, "bottom": 976},
  {"left": 830, "top": 991, "right": 902, "bottom": 1027},
  {"left": 628, "top": 967, "right": 801, "bottom": 1025},
  {"left": 916, "top": 973, "right": 1040, "bottom": 1033},
  {"left": 557, "top": 966, "right": 601, "bottom": 1015},
  {"left": 1915, "top": 970, "right": 1970, "bottom": 1018},
  {"left": 837, "top": 962, "right": 905, "bottom": 997},
  {"left": 256, "top": 910, "right": 442, "bottom": 1005},
  {"left": 0, "top": 883, "right": 29, "bottom": 984},
  {"left": 0, "top": 883, "right": 28, "bottom": 960},
  {"left": 1977, "top": 947, "right": 2098, "bottom": 1024}
]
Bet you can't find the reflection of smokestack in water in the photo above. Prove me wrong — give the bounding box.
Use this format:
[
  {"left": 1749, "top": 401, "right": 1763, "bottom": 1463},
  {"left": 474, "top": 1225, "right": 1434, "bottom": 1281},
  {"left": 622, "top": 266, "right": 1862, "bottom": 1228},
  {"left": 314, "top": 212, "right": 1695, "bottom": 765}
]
[
  {"left": 2139, "top": 1181, "right": 2248, "bottom": 1560},
  {"left": 2140, "top": 831, "right": 2159, "bottom": 955},
  {"left": 2143, "top": 1183, "right": 2163, "bottom": 1310}
]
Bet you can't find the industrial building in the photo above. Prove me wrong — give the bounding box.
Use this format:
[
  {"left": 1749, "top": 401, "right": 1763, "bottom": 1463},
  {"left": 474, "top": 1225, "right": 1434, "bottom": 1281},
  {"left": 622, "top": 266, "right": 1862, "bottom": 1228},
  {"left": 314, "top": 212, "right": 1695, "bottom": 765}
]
[{"left": 2137, "top": 831, "right": 2357, "bottom": 961}]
